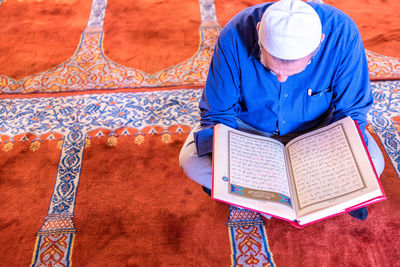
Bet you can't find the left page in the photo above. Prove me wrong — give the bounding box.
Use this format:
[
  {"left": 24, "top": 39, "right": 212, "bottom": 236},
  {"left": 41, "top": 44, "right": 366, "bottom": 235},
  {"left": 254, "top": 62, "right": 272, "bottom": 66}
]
[{"left": 212, "top": 124, "right": 296, "bottom": 220}]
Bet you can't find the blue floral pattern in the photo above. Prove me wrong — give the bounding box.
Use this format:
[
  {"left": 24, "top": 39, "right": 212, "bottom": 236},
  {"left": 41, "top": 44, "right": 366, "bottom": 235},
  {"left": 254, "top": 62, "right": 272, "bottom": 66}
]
[
  {"left": 368, "top": 81, "right": 400, "bottom": 176},
  {"left": 0, "top": 89, "right": 202, "bottom": 140}
]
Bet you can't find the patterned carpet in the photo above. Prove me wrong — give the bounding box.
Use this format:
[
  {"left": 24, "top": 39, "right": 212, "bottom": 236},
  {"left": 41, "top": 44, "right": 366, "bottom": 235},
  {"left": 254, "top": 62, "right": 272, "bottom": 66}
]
[{"left": 1, "top": 0, "right": 399, "bottom": 266}]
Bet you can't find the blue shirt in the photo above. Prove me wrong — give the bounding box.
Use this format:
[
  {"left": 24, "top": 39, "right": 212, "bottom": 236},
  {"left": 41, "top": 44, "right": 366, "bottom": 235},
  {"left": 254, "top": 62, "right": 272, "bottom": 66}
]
[{"left": 195, "top": 2, "right": 372, "bottom": 156}]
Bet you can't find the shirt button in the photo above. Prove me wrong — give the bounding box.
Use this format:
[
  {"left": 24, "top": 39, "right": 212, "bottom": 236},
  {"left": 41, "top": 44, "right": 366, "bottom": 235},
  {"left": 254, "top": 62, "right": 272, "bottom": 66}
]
[
  {"left": 283, "top": 93, "right": 288, "bottom": 98},
  {"left": 282, "top": 120, "right": 286, "bottom": 124}
]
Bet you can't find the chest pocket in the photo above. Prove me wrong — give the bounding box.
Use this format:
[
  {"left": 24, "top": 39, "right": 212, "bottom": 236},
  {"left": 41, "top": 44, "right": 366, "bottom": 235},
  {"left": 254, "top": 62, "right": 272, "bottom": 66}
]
[{"left": 300, "top": 87, "right": 333, "bottom": 121}]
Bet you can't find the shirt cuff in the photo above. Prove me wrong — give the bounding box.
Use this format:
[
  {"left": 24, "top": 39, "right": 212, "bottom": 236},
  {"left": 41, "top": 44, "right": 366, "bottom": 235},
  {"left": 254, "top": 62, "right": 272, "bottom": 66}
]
[{"left": 194, "top": 128, "right": 214, "bottom": 157}]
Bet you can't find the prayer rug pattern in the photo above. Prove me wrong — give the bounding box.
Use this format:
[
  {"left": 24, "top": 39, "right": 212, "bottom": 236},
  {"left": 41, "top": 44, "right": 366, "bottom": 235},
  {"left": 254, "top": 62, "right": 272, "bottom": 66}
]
[
  {"left": 1, "top": 83, "right": 398, "bottom": 266},
  {"left": 0, "top": 0, "right": 400, "bottom": 266},
  {"left": 366, "top": 51, "right": 400, "bottom": 80},
  {"left": 0, "top": 0, "right": 220, "bottom": 94},
  {"left": 368, "top": 81, "right": 400, "bottom": 176},
  {"left": 228, "top": 207, "right": 275, "bottom": 266},
  {"left": 0, "top": 88, "right": 274, "bottom": 266},
  {"left": 1, "top": 1, "right": 400, "bottom": 94},
  {"left": 0, "top": 89, "right": 201, "bottom": 265}
]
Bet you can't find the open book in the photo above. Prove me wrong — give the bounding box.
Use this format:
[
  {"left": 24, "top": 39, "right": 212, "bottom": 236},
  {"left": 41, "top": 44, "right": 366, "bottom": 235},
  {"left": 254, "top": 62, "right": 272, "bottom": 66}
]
[{"left": 212, "top": 117, "right": 386, "bottom": 227}]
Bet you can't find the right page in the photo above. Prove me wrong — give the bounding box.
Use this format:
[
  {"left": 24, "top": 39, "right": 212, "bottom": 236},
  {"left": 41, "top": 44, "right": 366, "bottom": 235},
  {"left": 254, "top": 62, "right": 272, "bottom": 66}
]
[{"left": 284, "top": 117, "right": 385, "bottom": 225}]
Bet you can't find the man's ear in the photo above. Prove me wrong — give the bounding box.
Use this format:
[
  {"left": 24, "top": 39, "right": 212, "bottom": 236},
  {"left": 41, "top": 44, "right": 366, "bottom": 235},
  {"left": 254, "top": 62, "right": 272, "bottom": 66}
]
[
  {"left": 321, "top": 33, "right": 325, "bottom": 43},
  {"left": 256, "top": 22, "right": 260, "bottom": 33}
]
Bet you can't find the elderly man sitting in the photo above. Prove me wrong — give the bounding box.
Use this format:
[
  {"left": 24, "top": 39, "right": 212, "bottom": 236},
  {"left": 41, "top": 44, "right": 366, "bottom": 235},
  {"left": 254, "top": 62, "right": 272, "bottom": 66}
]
[{"left": 180, "top": 0, "right": 384, "bottom": 220}]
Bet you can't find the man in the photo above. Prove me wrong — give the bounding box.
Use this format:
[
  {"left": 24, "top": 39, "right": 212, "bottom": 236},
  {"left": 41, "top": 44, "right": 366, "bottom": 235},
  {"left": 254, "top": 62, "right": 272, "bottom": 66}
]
[{"left": 179, "top": 0, "right": 384, "bottom": 220}]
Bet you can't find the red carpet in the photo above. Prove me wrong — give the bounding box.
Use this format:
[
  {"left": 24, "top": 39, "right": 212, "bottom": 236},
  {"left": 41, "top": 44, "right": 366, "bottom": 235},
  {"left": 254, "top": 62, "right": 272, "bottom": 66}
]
[
  {"left": 325, "top": 0, "right": 400, "bottom": 58},
  {"left": 0, "top": 0, "right": 91, "bottom": 80},
  {"left": 0, "top": 0, "right": 399, "bottom": 266},
  {"left": 0, "top": 140, "right": 60, "bottom": 265},
  {"left": 103, "top": 0, "right": 201, "bottom": 74},
  {"left": 73, "top": 132, "right": 231, "bottom": 266}
]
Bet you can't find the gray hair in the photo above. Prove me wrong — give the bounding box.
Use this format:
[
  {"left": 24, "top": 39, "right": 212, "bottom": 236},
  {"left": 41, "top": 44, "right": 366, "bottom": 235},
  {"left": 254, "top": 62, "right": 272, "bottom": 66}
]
[{"left": 271, "top": 42, "right": 322, "bottom": 63}]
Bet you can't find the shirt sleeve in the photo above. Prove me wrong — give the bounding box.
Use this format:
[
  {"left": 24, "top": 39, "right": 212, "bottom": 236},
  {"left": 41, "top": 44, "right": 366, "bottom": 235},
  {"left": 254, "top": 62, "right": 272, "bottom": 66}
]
[
  {"left": 329, "top": 28, "right": 373, "bottom": 146},
  {"left": 194, "top": 30, "right": 242, "bottom": 156}
]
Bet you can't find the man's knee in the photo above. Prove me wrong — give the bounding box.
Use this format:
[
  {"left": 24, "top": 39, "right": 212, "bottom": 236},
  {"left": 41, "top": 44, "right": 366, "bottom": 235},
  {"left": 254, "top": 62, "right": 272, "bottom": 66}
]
[
  {"left": 372, "top": 151, "right": 385, "bottom": 178},
  {"left": 179, "top": 139, "right": 212, "bottom": 188},
  {"left": 366, "top": 131, "right": 385, "bottom": 177},
  {"left": 179, "top": 142, "right": 196, "bottom": 174}
]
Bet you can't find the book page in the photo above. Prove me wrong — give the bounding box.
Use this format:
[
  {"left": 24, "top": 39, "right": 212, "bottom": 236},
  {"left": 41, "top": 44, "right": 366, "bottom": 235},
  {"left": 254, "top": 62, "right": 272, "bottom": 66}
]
[
  {"left": 228, "top": 130, "right": 292, "bottom": 207},
  {"left": 287, "top": 124, "right": 365, "bottom": 210}
]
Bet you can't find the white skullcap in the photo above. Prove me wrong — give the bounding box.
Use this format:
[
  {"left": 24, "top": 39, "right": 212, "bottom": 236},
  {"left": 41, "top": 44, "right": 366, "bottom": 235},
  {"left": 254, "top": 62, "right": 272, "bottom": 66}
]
[{"left": 258, "top": 0, "right": 322, "bottom": 60}]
